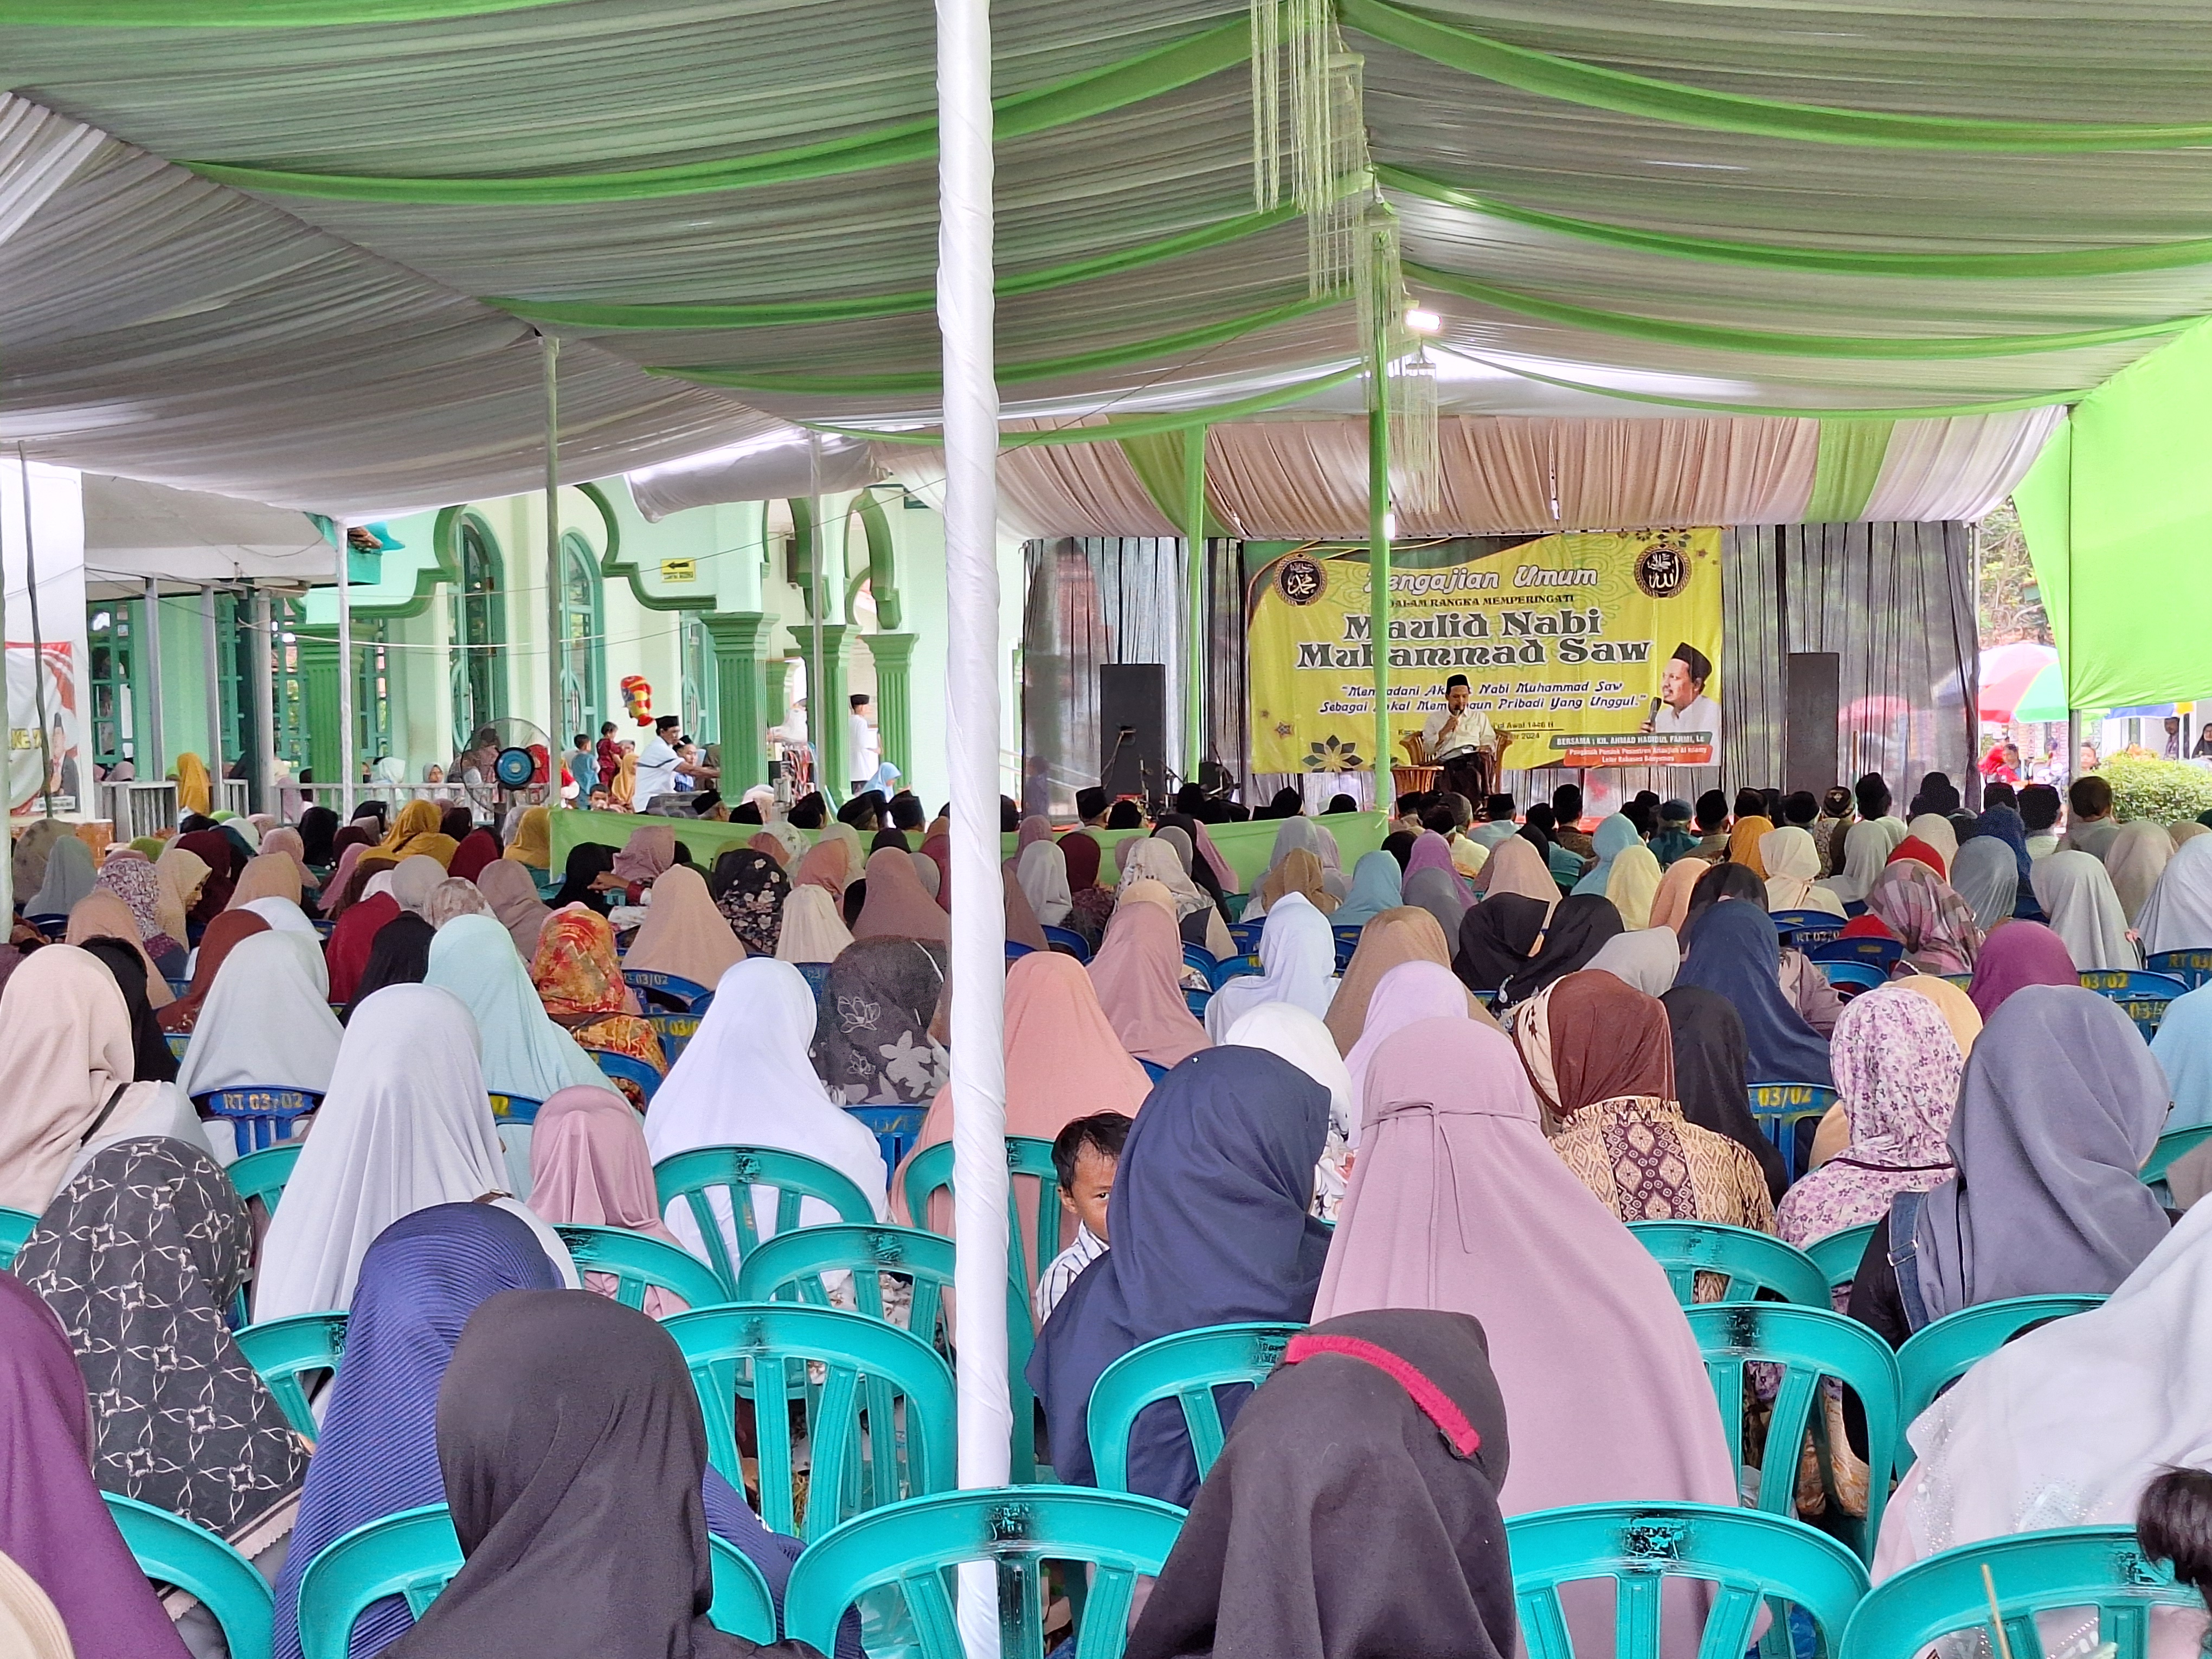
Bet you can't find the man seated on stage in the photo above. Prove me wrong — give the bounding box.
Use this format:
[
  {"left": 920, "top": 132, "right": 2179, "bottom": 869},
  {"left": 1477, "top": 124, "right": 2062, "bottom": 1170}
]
[
  {"left": 1419, "top": 674, "right": 1506, "bottom": 806},
  {"left": 1643, "top": 643, "right": 1721, "bottom": 738}
]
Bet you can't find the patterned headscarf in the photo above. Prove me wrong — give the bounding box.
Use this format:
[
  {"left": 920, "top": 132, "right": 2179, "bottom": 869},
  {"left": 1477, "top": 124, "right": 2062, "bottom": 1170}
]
[
  {"left": 1865, "top": 858, "right": 1982, "bottom": 975},
  {"left": 812, "top": 937, "right": 950, "bottom": 1105},
  {"left": 92, "top": 858, "right": 167, "bottom": 945},
  {"left": 710, "top": 849, "right": 790, "bottom": 956},
  {"left": 12, "top": 1137, "right": 307, "bottom": 1548},
  {"left": 531, "top": 906, "right": 641, "bottom": 1025}
]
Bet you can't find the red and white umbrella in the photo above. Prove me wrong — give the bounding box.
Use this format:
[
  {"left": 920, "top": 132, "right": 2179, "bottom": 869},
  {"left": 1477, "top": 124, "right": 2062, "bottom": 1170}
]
[{"left": 1979, "top": 641, "right": 2065, "bottom": 722}]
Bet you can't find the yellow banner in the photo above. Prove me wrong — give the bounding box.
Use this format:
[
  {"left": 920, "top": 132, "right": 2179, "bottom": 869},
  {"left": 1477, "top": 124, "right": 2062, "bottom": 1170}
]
[{"left": 1248, "top": 530, "right": 1725, "bottom": 774}]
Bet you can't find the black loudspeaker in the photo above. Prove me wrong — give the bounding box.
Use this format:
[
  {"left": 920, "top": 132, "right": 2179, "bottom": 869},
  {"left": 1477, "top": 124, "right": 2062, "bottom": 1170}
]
[
  {"left": 1099, "top": 664, "right": 1167, "bottom": 798},
  {"left": 1784, "top": 652, "right": 1840, "bottom": 798}
]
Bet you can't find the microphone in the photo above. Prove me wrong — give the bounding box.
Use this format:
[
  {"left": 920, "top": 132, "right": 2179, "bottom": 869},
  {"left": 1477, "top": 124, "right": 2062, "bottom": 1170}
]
[{"left": 1645, "top": 696, "right": 1663, "bottom": 730}]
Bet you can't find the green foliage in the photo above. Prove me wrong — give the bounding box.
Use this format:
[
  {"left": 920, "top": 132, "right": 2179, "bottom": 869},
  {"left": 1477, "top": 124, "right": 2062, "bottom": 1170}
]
[{"left": 2100, "top": 755, "right": 2212, "bottom": 822}]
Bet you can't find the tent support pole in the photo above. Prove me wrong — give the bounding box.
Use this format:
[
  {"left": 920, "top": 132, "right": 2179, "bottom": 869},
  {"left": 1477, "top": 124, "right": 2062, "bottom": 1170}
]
[
  {"left": 142, "top": 577, "right": 164, "bottom": 786},
  {"left": 542, "top": 333, "right": 564, "bottom": 796},
  {"left": 335, "top": 522, "right": 355, "bottom": 820},
  {"left": 1183, "top": 425, "right": 1208, "bottom": 793},
  {"left": 250, "top": 586, "right": 278, "bottom": 817},
  {"left": 201, "top": 585, "right": 224, "bottom": 791},
  {"left": 16, "top": 449, "right": 54, "bottom": 819},
  {"left": 1367, "top": 253, "right": 1393, "bottom": 806},
  {"left": 937, "top": 0, "right": 1013, "bottom": 1649}
]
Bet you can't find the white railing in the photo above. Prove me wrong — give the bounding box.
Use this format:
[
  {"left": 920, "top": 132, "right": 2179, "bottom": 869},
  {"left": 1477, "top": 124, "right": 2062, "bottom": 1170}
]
[
  {"left": 217, "top": 779, "right": 251, "bottom": 817},
  {"left": 98, "top": 781, "right": 180, "bottom": 840}
]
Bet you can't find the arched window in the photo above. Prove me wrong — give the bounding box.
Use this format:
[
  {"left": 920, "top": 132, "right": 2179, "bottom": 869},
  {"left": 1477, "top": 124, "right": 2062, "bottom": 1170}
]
[
  {"left": 681, "top": 613, "right": 717, "bottom": 744},
  {"left": 557, "top": 531, "right": 604, "bottom": 741},
  {"left": 451, "top": 518, "right": 506, "bottom": 752}
]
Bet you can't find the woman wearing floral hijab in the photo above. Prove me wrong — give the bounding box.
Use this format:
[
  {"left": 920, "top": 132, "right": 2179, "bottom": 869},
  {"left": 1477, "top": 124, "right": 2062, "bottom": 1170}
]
[
  {"left": 708, "top": 848, "right": 789, "bottom": 957},
  {"left": 91, "top": 858, "right": 184, "bottom": 974},
  {"left": 531, "top": 907, "right": 666, "bottom": 1101},
  {"left": 812, "top": 937, "right": 950, "bottom": 1105}
]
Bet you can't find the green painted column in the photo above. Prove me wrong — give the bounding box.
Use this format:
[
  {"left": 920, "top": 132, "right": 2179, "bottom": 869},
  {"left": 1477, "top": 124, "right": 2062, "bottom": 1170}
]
[
  {"left": 789, "top": 622, "right": 852, "bottom": 790},
  {"left": 699, "top": 610, "right": 779, "bottom": 792},
  {"left": 297, "top": 635, "right": 340, "bottom": 788},
  {"left": 861, "top": 632, "right": 917, "bottom": 783}
]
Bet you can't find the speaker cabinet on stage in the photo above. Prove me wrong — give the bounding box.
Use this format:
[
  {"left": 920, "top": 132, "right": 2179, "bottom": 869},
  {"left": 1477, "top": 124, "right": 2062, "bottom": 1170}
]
[
  {"left": 1099, "top": 664, "right": 1166, "bottom": 798},
  {"left": 1784, "top": 652, "right": 1840, "bottom": 798}
]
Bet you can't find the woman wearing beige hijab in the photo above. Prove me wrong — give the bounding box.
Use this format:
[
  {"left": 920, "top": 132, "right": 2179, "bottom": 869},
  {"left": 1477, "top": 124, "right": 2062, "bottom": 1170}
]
[
  {"left": 151, "top": 844, "right": 209, "bottom": 947},
  {"left": 1472, "top": 834, "right": 1558, "bottom": 911},
  {"left": 1120, "top": 837, "right": 1237, "bottom": 959},
  {"left": 1761, "top": 825, "right": 1845, "bottom": 917},
  {"left": 63, "top": 891, "right": 173, "bottom": 1009},
  {"left": 1647, "top": 853, "right": 1707, "bottom": 935},
  {"left": 2106, "top": 819, "right": 2175, "bottom": 927},
  {"left": 622, "top": 864, "right": 747, "bottom": 986},
  {"left": 225, "top": 852, "right": 303, "bottom": 911},
  {"left": 776, "top": 884, "right": 854, "bottom": 962},
  {"left": 474, "top": 858, "right": 554, "bottom": 960},
  {"left": 0, "top": 1551, "right": 72, "bottom": 1659},
  {"left": 1324, "top": 906, "right": 1457, "bottom": 1054}
]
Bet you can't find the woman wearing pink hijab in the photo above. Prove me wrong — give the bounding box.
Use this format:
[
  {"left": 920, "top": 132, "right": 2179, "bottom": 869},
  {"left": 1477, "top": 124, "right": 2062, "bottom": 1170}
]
[
  {"left": 1315, "top": 1016, "right": 1737, "bottom": 1656},
  {"left": 1088, "top": 895, "right": 1207, "bottom": 1068},
  {"left": 528, "top": 1086, "right": 695, "bottom": 1317},
  {"left": 851, "top": 846, "right": 951, "bottom": 942}
]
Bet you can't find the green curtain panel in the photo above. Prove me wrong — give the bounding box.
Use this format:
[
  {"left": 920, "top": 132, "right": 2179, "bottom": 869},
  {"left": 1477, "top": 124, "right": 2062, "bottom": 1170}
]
[
  {"left": 2017, "top": 319, "right": 2212, "bottom": 708},
  {"left": 14, "top": 0, "right": 554, "bottom": 21},
  {"left": 1804, "top": 421, "right": 1895, "bottom": 523}
]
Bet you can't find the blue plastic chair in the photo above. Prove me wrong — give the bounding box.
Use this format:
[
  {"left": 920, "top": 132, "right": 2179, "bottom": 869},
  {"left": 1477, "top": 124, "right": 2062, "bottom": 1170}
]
[
  {"left": 104, "top": 1491, "right": 273, "bottom": 1659},
  {"left": 1179, "top": 942, "right": 1216, "bottom": 978},
  {"left": 1006, "top": 940, "right": 1034, "bottom": 962},
  {"left": 1506, "top": 1501, "right": 1869, "bottom": 1659},
  {"left": 1839, "top": 1525, "right": 2193, "bottom": 1659},
  {"left": 2148, "top": 948, "right": 2212, "bottom": 989},
  {"left": 651, "top": 1011, "right": 700, "bottom": 1065},
  {"left": 1772, "top": 910, "right": 1845, "bottom": 947},
  {"left": 486, "top": 1092, "right": 541, "bottom": 1126},
  {"left": 0, "top": 1205, "right": 35, "bottom": 1271},
  {"left": 1896, "top": 1293, "right": 2107, "bottom": 1429},
  {"left": 793, "top": 961, "right": 833, "bottom": 1001},
  {"left": 846, "top": 1104, "right": 927, "bottom": 1180},
  {"left": 224, "top": 1142, "right": 301, "bottom": 1218},
  {"left": 663, "top": 1303, "right": 957, "bottom": 1539},
  {"left": 1331, "top": 924, "right": 1362, "bottom": 970},
  {"left": 1205, "top": 955, "right": 1261, "bottom": 989},
  {"left": 1628, "top": 1221, "right": 1830, "bottom": 1307},
  {"left": 2082, "top": 969, "right": 2189, "bottom": 1038},
  {"left": 2143, "top": 1121, "right": 2212, "bottom": 1203},
  {"left": 553, "top": 1223, "right": 727, "bottom": 1313},
  {"left": 234, "top": 1310, "right": 349, "bottom": 1437},
  {"left": 901, "top": 1135, "right": 1065, "bottom": 1304},
  {"left": 294, "top": 1501, "right": 775, "bottom": 1658},
  {"left": 1748, "top": 1081, "right": 1840, "bottom": 1182},
  {"left": 652, "top": 1144, "right": 882, "bottom": 1296},
  {"left": 1817, "top": 960, "right": 1888, "bottom": 994},
  {"left": 1226, "top": 919, "right": 1264, "bottom": 956},
  {"left": 622, "top": 967, "right": 713, "bottom": 1012},
  {"left": 1139, "top": 1058, "right": 1169, "bottom": 1084},
  {"left": 1182, "top": 985, "right": 1211, "bottom": 1018},
  {"left": 26, "top": 911, "right": 69, "bottom": 939},
  {"left": 1809, "top": 935, "right": 1904, "bottom": 969},
  {"left": 1086, "top": 1322, "right": 1301, "bottom": 1493},
  {"left": 1684, "top": 1303, "right": 1901, "bottom": 1561},
  {"left": 736, "top": 1221, "right": 1040, "bottom": 1481},
  {"left": 192, "top": 1088, "right": 321, "bottom": 1156},
  {"left": 589, "top": 1046, "right": 663, "bottom": 1102},
  {"left": 1803, "top": 1221, "right": 1879, "bottom": 1295},
  {"left": 782, "top": 1487, "right": 1187, "bottom": 1659},
  {"left": 1040, "top": 924, "right": 1090, "bottom": 962}
]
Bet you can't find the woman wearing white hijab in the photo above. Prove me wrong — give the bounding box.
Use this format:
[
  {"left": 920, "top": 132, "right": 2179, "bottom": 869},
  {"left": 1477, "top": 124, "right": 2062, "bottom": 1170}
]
[
  {"left": 1824, "top": 820, "right": 1893, "bottom": 906},
  {"left": 1760, "top": 825, "right": 1844, "bottom": 917},
  {"left": 389, "top": 853, "right": 446, "bottom": 917},
  {"left": 776, "top": 884, "right": 854, "bottom": 962},
  {"left": 173, "top": 930, "right": 343, "bottom": 1100},
  {"left": 240, "top": 895, "right": 317, "bottom": 935},
  {"left": 642, "top": 957, "right": 889, "bottom": 1262},
  {"left": 2140, "top": 833, "right": 2212, "bottom": 957},
  {"left": 1204, "top": 891, "right": 1338, "bottom": 1041},
  {"left": 2030, "top": 849, "right": 2138, "bottom": 972},
  {"left": 1904, "top": 814, "right": 1959, "bottom": 876},
  {"left": 2105, "top": 819, "right": 2175, "bottom": 927},
  {"left": 252, "top": 983, "right": 579, "bottom": 1322},
  {"left": 1873, "top": 1200, "right": 2212, "bottom": 1613},
  {"left": 1583, "top": 928, "right": 1680, "bottom": 999},
  {"left": 1222, "top": 1001, "right": 1355, "bottom": 1222},
  {"left": 1016, "top": 838, "right": 1074, "bottom": 928}
]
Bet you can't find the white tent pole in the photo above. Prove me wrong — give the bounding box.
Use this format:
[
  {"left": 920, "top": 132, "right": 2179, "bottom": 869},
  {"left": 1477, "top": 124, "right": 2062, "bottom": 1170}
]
[
  {"left": 142, "top": 576, "right": 165, "bottom": 785},
  {"left": 0, "top": 484, "right": 10, "bottom": 911},
  {"left": 250, "top": 585, "right": 278, "bottom": 817},
  {"left": 335, "top": 519, "right": 356, "bottom": 820},
  {"left": 937, "top": 0, "right": 1012, "bottom": 1648},
  {"left": 17, "top": 448, "right": 55, "bottom": 819},
  {"left": 201, "top": 584, "right": 224, "bottom": 791},
  {"left": 542, "top": 334, "right": 564, "bottom": 798}
]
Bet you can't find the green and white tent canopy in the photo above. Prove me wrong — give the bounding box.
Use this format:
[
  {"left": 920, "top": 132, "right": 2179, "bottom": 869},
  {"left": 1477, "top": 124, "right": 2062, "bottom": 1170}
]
[{"left": 5, "top": 1, "right": 2211, "bottom": 517}]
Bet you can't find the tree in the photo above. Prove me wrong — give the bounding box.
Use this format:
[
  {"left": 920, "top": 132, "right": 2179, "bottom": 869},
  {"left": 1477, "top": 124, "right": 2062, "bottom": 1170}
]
[{"left": 1977, "top": 499, "right": 2053, "bottom": 647}]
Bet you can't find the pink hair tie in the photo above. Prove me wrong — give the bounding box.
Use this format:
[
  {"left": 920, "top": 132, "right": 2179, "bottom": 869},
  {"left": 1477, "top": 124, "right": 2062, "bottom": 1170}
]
[{"left": 1283, "top": 1332, "right": 1482, "bottom": 1457}]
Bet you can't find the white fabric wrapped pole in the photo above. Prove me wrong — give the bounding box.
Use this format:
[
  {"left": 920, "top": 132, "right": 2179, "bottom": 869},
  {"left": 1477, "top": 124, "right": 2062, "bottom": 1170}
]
[
  {"left": 334, "top": 519, "right": 355, "bottom": 820},
  {"left": 542, "top": 334, "right": 564, "bottom": 778},
  {"left": 937, "top": 0, "right": 1013, "bottom": 1649}
]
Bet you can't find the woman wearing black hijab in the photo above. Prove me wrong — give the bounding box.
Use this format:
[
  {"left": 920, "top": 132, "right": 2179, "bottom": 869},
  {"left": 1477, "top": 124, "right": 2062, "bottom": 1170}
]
[
  {"left": 1497, "top": 894, "right": 1622, "bottom": 1008},
  {"left": 297, "top": 805, "right": 340, "bottom": 870},
  {"left": 1380, "top": 830, "right": 1416, "bottom": 871},
  {"left": 343, "top": 914, "right": 435, "bottom": 1024},
  {"left": 1453, "top": 895, "right": 1547, "bottom": 999},
  {"left": 1660, "top": 985, "right": 1787, "bottom": 1201},
  {"left": 380, "top": 1289, "right": 816, "bottom": 1659},
  {"left": 552, "top": 843, "right": 619, "bottom": 913},
  {"left": 1127, "top": 1309, "right": 1516, "bottom": 1659},
  {"left": 78, "top": 936, "right": 179, "bottom": 1083},
  {"left": 1681, "top": 859, "right": 1765, "bottom": 945}
]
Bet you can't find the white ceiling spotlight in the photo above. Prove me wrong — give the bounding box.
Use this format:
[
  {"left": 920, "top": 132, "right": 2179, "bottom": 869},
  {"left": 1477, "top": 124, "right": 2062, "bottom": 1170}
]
[{"left": 1403, "top": 306, "right": 1443, "bottom": 336}]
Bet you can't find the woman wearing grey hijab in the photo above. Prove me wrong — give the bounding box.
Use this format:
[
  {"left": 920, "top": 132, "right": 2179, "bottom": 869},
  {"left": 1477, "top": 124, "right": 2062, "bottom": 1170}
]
[
  {"left": 1401, "top": 866, "right": 1470, "bottom": 942},
  {"left": 1948, "top": 834, "right": 2021, "bottom": 935},
  {"left": 1849, "top": 983, "right": 2171, "bottom": 1344},
  {"left": 26, "top": 835, "right": 95, "bottom": 917}
]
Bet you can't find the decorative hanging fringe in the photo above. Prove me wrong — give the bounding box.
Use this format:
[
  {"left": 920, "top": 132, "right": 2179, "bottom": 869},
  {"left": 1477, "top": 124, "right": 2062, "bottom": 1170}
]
[{"left": 1251, "top": 0, "right": 1364, "bottom": 299}]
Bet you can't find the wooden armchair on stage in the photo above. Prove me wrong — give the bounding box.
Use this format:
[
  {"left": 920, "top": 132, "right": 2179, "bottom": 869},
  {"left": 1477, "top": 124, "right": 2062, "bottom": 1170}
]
[
  {"left": 1393, "top": 730, "right": 1443, "bottom": 802},
  {"left": 1398, "top": 729, "right": 1500, "bottom": 805}
]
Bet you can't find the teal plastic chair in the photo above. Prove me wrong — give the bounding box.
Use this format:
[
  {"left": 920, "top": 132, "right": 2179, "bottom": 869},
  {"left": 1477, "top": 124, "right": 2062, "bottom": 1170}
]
[
  {"left": 1896, "top": 1293, "right": 2107, "bottom": 1429},
  {"left": 234, "top": 1311, "right": 348, "bottom": 1437},
  {"left": 294, "top": 1501, "right": 775, "bottom": 1658},
  {"left": 1627, "top": 1221, "right": 1830, "bottom": 1307},
  {"left": 734, "top": 1223, "right": 1040, "bottom": 1480},
  {"left": 590, "top": 1046, "right": 663, "bottom": 1102},
  {"left": 1507, "top": 1501, "right": 1869, "bottom": 1659},
  {"left": 2142, "top": 1121, "right": 2212, "bottom": 1202},
  {"left": 1839, "top": 1525, "right": 2194, "bottom": 1659},
  {"left": 104, "top": 1491, "right": 273, "bottom": 1659},
  {"left": 554, "top": 1223, "right": 727, "bottom": 1313},
  {"left": 652, "top": 1144, "right": 880, "bottom": 1296},
  {"left": 226, "top": 1142, "right": 303, "bottom": 1217},
  {"left": 0, "top": 1204, "right": 35, "bottom": 1271},
  {"left": 1802, "top": 1221, "right": 1879, "bottom": 1295},
  {"left": 782, "top": 1487, "right": 1187, "bottom": 1659},
  {"left": 663, "top": 1303, "right": 957, "bottom": 1540},
  {"left": 1086, "top": 1322, "right": 1302, "bottom": 1493},
  {"left": 901, "top": 1135, "right": 1064, "bottom": 1305},
  {"left": 1683, "top": 1303, "right": 1902, "bottom": 1562}
]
